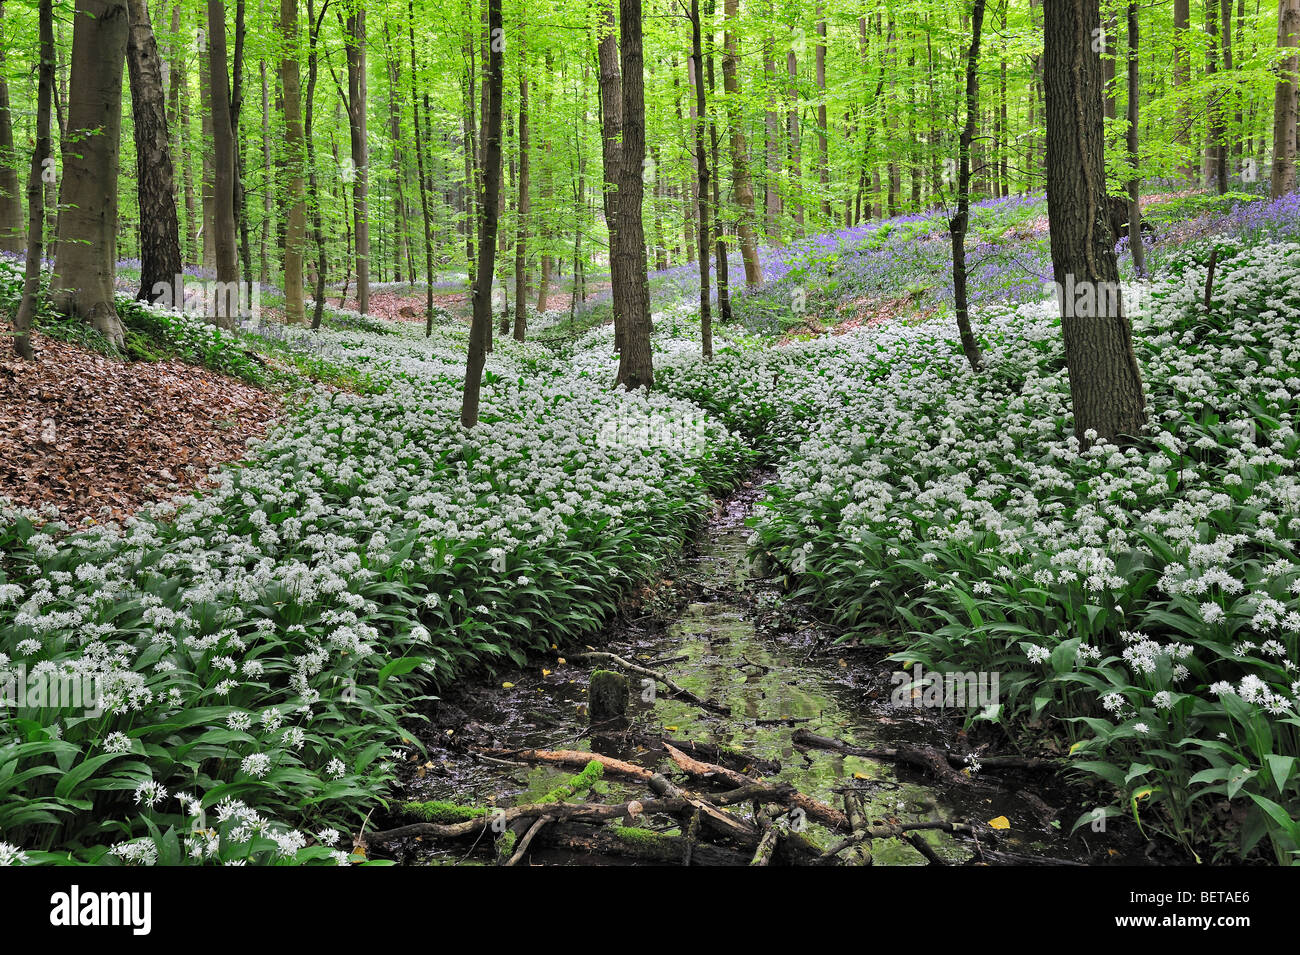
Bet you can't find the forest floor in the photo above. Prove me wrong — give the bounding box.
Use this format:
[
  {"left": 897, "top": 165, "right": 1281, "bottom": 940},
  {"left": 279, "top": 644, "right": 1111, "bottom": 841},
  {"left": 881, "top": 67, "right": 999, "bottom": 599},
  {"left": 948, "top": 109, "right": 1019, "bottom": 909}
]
[{"left": 0, "top": 330, "right": 279, "bottom": 524}]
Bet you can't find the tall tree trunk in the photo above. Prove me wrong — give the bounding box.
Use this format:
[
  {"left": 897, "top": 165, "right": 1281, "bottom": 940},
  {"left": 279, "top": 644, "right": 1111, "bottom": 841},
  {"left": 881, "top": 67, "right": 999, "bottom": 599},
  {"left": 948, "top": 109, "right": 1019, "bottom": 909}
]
[
  {"left": 514, "top": 39, "right": 530, "bottom": 342},
  {"left": 614, "top": 0, "right": 653, "bottom": 390},
  {"left": 279, "top": 0, "right": 306, "bottom": 324},
  {"left": 763, "top": 8, "right": 779, "bottom": 242},
  {"left": 786, "top": 46, "right": 802, "bottom": 236},
  {"left": 706, "top": 13, "right": 732, "bottom": 325},
  {"left": 460, "top": 0, "right": 503, "bottom": 427},
  {"left": 385, "top": 29, "right": 410, "bottom": 284},
  {"left": 815, "top": 6, "right": 829, "bottom": 221},
  {"left": 52, "top": 0, "right": 130, "bottom": 347},
  {"left": 126, "top": 0, "right": 182, "bottom": 303},
  {"left": 344, "top": 5, "right": 371, "bottom": 312},
  {"left": 408, "top": 0, "right": 436, "bottom": 334},
  {"left": 207, "top": 0, "right": 239, "bottom": 324},
  {"left": 232, "top": 0, "right": 252, "bottom": 290},
  {"left": 690, "top": 0, "right": 712, "bottom": 359},
  {"left": 1206, "top": 0, "right": 1227, "bottom": 192},
  {"left": 1272, "top": 0, "right": 1300, "bottom": 197},
  {"left": 1125, "top": 0, "right": 1145, "bottom": 276},
  {"left": 596, "top": 0, "right": 624, "bottom": 353},
  {"left": 199, "top": 16, "right": 215, "bottom": 268},
  {"left": 11, "top": 0, "right": 53, "bottom": 359},
  {"left": 307, "top": 0, "right": 329, "bottom": 329},
  {"left": 0, "top": 2, "right": 24, "bottom": 253},
  {"left": 1044, "top": 0, "right": 1147, "bottom": 445},
  {"left": 722, "top": 0, "right": 762, "bottom": 286},
  {"left": 1174, "top": 0, "right": 1194, "bottom": 180},
  {"left": 949, "top": 0, "right": 985, "bottom": 374}
]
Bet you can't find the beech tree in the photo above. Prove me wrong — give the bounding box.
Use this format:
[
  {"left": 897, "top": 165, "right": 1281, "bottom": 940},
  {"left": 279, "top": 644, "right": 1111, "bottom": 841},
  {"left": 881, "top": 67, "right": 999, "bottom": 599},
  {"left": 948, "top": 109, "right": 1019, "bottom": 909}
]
[
  {"left": 1043, "top": 0, "right": 1147, "bottom": 444},
  {"left": 614, "top": 0, "right": 653, "bottom": 390},
  {"left": 51, "top": 0, "right": 131, "bottom": 348},
  {"left": 126, "top": 0, "right": 182, "bottom": 304},
  {"left": 460, "top": 0, "right": 503, "bottom": 428}
]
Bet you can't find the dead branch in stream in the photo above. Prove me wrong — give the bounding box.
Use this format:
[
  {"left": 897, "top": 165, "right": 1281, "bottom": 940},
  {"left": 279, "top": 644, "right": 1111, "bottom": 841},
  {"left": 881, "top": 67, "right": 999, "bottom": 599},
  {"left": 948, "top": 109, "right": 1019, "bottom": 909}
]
[
  {"left": 664, "top": 742, "right": 851, "bottom": 831},
  {"left": 792, "top": 729, "right": 1063, "bottom": 786},
  {"left": 565, "top": 650, "right": 731, "bottom": 714}
]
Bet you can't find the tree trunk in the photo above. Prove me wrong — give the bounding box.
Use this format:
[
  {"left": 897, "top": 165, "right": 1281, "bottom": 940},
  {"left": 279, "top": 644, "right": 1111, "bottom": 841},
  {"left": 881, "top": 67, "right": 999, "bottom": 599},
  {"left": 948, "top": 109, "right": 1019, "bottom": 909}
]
[
  {"left": 199, "top": 18, "right": 215, "bottom": 269},
  {"left": 1125, "top": 0, "right": 1145, "bottom": 276},
  {"left": 126, "top": 0, "right": 182, "bottom": 304},
  {"left": 1272, "top": 0, "right": 1300, "bottom": 197},
  {"left": 763, "top": 8, "right": 779, "bottom": 243},
  {"left": 596, "top": 0, "right": 623, "bottom": 353},
  {"left": 1043, "top": 0, "right": 1147, "bottom": 445},
  {"left": 614, "top": 0, "right": 653, "bottom": 390},
  {"left": 459, "top": 0, "right": 503, "bottom": 427},
  {"left": 706, "top": 9, "right": 731, "bottom": 325},
  {"left": 408, "top": 0, "right": 436, "bottom": 334},
  {"left": 345, "top": 6, "right": 371, "bottom": 313},
  {"left": 690, "top": 0, "right": 712, "bottom": 360},
  {"left": 307, "top": 0, "right": 329, "bottom": 329},
  {"left": 1174, "top": 0, "right": 1194, "bottom": 180},
  {"left": 950, "top": 0, "right": 986, "bottom": 374},
  {"left": 0, "top": 2, "right": 24, "bottom": 253},
  {"left": 11, "top": 0, "right": 53, "bottom": 359},
  {"left": 722, "top": 0, "right": 762, "bottom": 287},
  {"left": 815, "top": 6, "right": 829, "bottom": 221},
  {"left": 207, "top": 0, "right": 239, "bottom": 325},
  {"left": 787, "top": 46, "right": 802, "bottom": 236},
  {"left": 514, "top": 40, "right": 530, "bottom": 342},
  {"left": 52, "top": 0, "right": 130, "bottom": 348},
  {"left": 279, "top": 0, "right": 306, "bottom": 324}
]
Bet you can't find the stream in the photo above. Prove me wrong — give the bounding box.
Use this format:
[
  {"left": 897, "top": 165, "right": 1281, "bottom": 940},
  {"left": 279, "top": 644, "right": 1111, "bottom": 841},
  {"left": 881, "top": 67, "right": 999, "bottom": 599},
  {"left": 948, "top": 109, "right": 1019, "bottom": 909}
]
[{"left": 386, "top": 477, "right": 1120, "bottom": 865}]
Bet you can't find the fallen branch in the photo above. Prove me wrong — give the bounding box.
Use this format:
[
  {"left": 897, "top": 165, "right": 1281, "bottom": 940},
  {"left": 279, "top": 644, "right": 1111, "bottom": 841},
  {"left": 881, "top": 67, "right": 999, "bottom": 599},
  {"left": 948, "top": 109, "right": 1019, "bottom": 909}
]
[
  {"left": 664, "top": 742, "right": 850, "bottom": 832},
  {"left": 793, "top": 729, "right": 1062, "bottom": 783},
  {"left": 503, "top": 815, "right": 552, "bottom": 866}
]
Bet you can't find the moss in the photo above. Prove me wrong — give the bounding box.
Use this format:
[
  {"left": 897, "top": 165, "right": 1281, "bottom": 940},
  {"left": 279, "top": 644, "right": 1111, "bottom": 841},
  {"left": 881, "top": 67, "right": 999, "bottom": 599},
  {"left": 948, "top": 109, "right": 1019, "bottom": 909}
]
[
  {"left": 609, "top": 825, "right": 680, "bottom": 858},
  {"left": 402, "top": 800, "right": 487, "bottom": 824},
  {"left": 540, "top": 760, "right": 604, "bottom": 804},
  {"left": 494, "top": 829, "right": 519, "bottom": 863}
]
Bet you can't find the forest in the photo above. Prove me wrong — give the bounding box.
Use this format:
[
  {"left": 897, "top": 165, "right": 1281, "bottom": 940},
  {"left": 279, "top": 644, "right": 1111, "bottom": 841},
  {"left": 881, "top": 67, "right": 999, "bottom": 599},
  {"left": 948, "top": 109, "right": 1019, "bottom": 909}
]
[{"left": 0, "top": 0, "right": 1298, "bottom": 879}]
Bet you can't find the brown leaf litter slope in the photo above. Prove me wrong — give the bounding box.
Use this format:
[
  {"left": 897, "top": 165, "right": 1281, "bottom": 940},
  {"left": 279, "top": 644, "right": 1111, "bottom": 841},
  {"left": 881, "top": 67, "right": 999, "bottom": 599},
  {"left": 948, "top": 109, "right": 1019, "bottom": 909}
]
[{"left": 0, "top": 332, "right": 279, "bottom": 524}]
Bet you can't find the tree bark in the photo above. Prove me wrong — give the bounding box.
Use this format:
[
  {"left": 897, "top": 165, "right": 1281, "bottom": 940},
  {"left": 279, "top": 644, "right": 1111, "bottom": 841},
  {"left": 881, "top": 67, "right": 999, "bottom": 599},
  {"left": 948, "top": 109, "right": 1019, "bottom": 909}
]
[
  {"left": 949, "top": 0, "right": 986, "bottom": 374},
  {"left": 614, "top": 0, "right": 653, "bottom": 390},
  {"left": 689, "top": 1, "right": 712, "bottom": 360},
  {"left": 1125, "top": 1, "right": 1145, "bottom": 276},
  {"left": 459, "top": 0, "right": 503, "bottom": 427},
  {"left": 344, "top": 5, "right": 370, "bottom": 313},
  {"left": 722, "top": 0, "right": 762, "bottom": 287},
  {"left": 207, "top": 0, "right": 240, "bottom": 325},
  {"left": 815, "top": 6, "right": 829, "bottom": 221},
  {"left": 52, "top": 0, "right": 130, "bottom": 348},
  {"left": 596, "top": 0, "right": 624, "bottom": 353},
  {"left": 0, "top": 2, "right": 24, "bottom": 253},
  {"left": 306, "top": 0, "right": 329, "bottom": 329},
  {"left": 11, "top": 0, "right": 53, "bottom": 359},
  {"left": 1272, "top": 0, "right": 1300, "bottom": 197},
  {"left": 514, "top": 39, "right": 530, "bottom": 342},
  {"left": 126, "top": 0, "right": 183, "bottom": 304},
  {"left": 279, "top": 0, "right": 307, "bottom": 324},
  {"left": 1043, "top": 0, "right": 1147, "bottom": 445},
  {"left": 409, "top": 0, "right": 436, "bottom": 334}
]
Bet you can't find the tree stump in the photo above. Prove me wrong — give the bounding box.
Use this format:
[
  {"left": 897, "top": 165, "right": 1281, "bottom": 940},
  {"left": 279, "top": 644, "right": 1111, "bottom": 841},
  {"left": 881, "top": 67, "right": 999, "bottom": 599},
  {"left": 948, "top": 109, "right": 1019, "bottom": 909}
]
[{"left": 588, "top": 669, "right": 628, "bottom": 725}]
